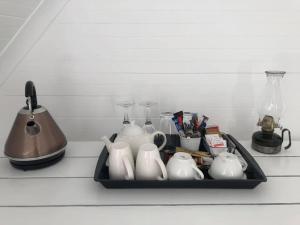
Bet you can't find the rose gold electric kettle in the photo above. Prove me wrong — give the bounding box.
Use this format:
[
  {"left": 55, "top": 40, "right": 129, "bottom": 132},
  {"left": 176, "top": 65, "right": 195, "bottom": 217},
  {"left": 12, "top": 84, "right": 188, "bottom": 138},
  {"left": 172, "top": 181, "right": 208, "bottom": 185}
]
[{"left": 4, "top": 81, "right": 67, "bottom": 170}]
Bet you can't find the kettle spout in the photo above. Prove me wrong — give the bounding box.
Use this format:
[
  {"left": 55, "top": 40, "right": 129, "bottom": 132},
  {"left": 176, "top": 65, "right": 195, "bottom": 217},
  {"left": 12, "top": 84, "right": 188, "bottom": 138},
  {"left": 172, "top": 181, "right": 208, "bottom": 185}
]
[
  {"left": 26, "top": 120, "right": 40, "bottom": 136},
  {"left": 101, "top": 136, "right": 113, "bottom": 152}
]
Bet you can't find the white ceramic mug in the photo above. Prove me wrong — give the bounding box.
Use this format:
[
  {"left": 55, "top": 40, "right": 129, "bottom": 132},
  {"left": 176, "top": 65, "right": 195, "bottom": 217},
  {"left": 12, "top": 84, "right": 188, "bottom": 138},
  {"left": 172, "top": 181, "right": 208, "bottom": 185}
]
[
  {"left": 180, "top": 136, "right": 201, "bottom": 152},
  {"left": 135, "top": 143, "right": 168, "bottom": 180},
  {"left": 166, "top": 152, "right": 204, "bottom": 180},
  {"left": 107, "top": 141, "right": 135, "bottom": 180},
  {"left": 208, "top": 152, "right": 247, "bottom": 180}
]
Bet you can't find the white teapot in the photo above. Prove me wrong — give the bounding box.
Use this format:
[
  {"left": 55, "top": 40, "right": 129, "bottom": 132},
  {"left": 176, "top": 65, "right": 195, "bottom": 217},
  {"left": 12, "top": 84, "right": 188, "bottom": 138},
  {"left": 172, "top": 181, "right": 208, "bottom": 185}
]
[{"left": 102, "top": 121, "right": 167, "bottom": 158}]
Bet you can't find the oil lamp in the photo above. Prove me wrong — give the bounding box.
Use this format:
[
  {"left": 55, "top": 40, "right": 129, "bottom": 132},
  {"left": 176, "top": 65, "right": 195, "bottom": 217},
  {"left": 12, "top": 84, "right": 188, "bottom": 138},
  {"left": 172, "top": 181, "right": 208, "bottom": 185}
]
[{"left": 252, "top": 71, "right": 291, "bottom": 154}]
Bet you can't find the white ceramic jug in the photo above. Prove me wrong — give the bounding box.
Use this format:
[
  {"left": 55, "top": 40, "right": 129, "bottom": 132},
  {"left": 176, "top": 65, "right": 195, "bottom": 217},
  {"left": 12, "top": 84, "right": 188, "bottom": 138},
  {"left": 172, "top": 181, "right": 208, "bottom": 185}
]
[{"left": 107, "top": 121, "right": 167, "bottom": 158}]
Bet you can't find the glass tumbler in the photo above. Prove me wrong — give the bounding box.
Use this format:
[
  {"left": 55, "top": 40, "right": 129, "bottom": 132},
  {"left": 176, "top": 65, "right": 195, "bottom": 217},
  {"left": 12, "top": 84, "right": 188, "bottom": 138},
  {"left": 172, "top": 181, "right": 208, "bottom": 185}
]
[{"left": 159, "top": 112, "right": 178, "bottom": 148}]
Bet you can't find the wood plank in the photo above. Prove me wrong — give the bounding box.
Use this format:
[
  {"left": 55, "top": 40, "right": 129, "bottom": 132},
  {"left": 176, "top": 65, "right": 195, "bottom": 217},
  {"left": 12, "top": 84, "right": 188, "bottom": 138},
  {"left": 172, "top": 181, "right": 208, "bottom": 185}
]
[
  {"left": 0, "top": 2, "right": 36, "bottom": 18},
  {"left": 0, "top": 205, "right": 299, "bottom": 225},
  {"left": 0, "top": 0, "right": 69, "bottom": 86},
  {"left": 0, "top": 113, "right": 298, "bottom": 142},
  {"left": 65, "top": 0, "right": 300, "bottom": 11},
  {"left": 1, "top": 115, "right": 298, "bottom": 142},
  {"left": 0, "top": 177, "right": 298, "bottom": 206},
  {"left": 0, "top": 25, "right": 21, "bottom": 39},
  {"left": 2, "top": 141, "right": 300, "bottom": 158},
  {"left": 0, "top": 141, "right": 103, "bottom": 158},
  {"left": 1, "top": 150, "right": 300, "bottom": 178},
  {"left": 1, "top": 73, "right": 266, "bottom": 95},
  {"left": 21, "top": 48, "right": 300, "bottom": 64},
  {"left": 28, "top": 35, "right": 300, "bottom": 50},
  {"left": 0, "top": 73, "right": 297, "bottom": 123},
  {"left": 0, "top": 157, "right": 98, "bottom": 178},
  {"left": 240, "top": 141, "right": 300, "bottom": 157},
  {"left": 0, "top": 95, "right": 162, "bottom": 118},
  {"left": 38, "top": 23, "right": 300, "bottom": 39},
  {"left": 0, "top": 39, "right": 8, "bottom": 50},
  {"left": 0, "top": 16, "right": 23, "bottom": 27},
  {"left": 0, "top": 0, "right": 41, "bottom": 10},
  {"left": 58, "top": 10, "right": 300, "bottom": 24},
  {"left": 13, "top": 58, "right": 300, "bottom": 73}
]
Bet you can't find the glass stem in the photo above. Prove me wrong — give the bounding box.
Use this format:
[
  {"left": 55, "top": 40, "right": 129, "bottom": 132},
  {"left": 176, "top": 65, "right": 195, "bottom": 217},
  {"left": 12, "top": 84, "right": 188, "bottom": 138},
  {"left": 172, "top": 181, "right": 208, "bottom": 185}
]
[
  {"left": 123, "top": 107, "right": 130, "bottom": 124},
  {"left": 145, "top": 106, "right": 152, "bottom": 125}
]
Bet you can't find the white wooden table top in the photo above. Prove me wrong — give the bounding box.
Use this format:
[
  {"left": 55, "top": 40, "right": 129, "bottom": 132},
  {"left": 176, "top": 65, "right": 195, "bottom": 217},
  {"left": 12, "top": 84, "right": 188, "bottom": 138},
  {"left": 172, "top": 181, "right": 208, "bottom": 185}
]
[{"left": 0, "top": 140, "right": 299, "bottom": 225}]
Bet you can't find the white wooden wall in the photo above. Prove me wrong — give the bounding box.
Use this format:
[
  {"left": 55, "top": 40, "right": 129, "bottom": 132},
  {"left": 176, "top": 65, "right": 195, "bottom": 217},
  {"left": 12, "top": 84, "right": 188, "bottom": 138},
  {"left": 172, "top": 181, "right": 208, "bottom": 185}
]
[
  {"left": 0, "top": 0, "right": 41, "bottom": 53},
  {"left": 0, "top": 0, "right": 300, "bottom": 141}
]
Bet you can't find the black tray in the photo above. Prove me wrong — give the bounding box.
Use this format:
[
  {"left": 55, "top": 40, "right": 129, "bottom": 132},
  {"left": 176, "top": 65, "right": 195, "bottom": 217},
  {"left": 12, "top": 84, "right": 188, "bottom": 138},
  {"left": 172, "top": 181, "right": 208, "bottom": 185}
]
[{"left": 94, "top": 134, "right": 267, "bottom": 189}]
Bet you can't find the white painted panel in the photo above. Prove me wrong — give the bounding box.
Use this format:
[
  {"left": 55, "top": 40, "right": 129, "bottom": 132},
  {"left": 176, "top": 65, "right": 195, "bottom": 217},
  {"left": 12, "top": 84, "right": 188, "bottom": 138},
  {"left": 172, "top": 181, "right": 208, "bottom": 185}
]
[
  {"left": 0, "top": 141, "right": 103, "bottom": 157},
  {"left": 42, "top": 23, "right": 300, "bottom": 39},
  {"left": 13, "top": 53, "right": 300, "bottom": 73},
  {"left": 0, "top": 177, "right": 298, "bottom": 206},
  {"left": 242, "top": 141, "right": 300, "bottom": 157},
  {"left": 26, "top": 35, "right": 300, "bottom": 50},
  {"left": 0, "top": 24, "right": 21, "bottom": 39},
  {"left": 2, "top": 141, "right": 300, "bottom": 158},
  {"left": 58, "top": 10, "right": 300, "bottom": 24},
  {"left": 0, "top": 0, "right": 41, "bottom": 53},
  {"left": 21, "top": 48, "right": 300, "bottom": 66},
  {"left": 0, "top": 158, "right": 97, "bottom": 178},
  {"left": 0, "top": 73, "right": 298, "bottom": 141},
  {"left": 0, "top": 39, "right": 8, "bottom": 49},
  {"left": 1, "top": 0, "right": 300, "bottom": 141},
  {"left": 0, "top": 205, "right": 299, "bottom": 225},
  {"left": 0, "top": 0, "right": 68, "bottom": 85},
  {"left": 0, "top": 1, "right": 40, "bottom": 18},
  {"left": 0, "top": 16, "right": 23, "bottom": 27},
  {"left": 65, "top": 0, "right": 300, "bottom": 11},
  {"left": 1, "top": 153, "right": 300, "bottom": 178},
  {"left": 0, "top": 74, "right": 266, "bottom": 95},
  {"left": 0, "top": 112, "right": 298, "bottom": 142},
  {"left": 0, "top": 0, "right": 41, "bottom": 9}
]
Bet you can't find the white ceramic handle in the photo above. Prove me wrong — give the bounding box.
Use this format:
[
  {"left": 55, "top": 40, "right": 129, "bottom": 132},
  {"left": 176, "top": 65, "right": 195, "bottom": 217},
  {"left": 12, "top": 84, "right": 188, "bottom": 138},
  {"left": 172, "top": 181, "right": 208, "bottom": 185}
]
[
  {"left": 152, "top": 131, "right": 167, "bottom": 151},
  {"left": 192, "top": 165, "right": 204, "bottom": 180},
  {"left": 122, "top": 157, "right": 134, "bottom": 180},
  {"left": 240, "top": 160, "right": 248, "bottom": 172},
  {"left": 236, "top": 155, "right": 248, "bottom": 172},
  {"left": 154, "top": 157, "right": 168, "bottom": 180}
]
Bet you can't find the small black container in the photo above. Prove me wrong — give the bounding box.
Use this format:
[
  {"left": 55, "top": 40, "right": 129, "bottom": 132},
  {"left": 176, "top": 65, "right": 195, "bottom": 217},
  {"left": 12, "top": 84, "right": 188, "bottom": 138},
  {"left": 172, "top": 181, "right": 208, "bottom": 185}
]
[{"left": 94, "top": 134, "right": 267, "bottom": 189}]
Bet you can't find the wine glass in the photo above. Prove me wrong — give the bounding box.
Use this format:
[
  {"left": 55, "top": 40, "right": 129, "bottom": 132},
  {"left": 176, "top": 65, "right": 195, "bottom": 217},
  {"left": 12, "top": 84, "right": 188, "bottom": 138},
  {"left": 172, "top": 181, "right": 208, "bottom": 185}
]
[
  {"left": 160, "top": 112, "right": 178, "bottom": 135},
  {"left": 116, "top": 97, "right": 135, "bottom": 126},
  {"left": 139, "top": 101, "right": 157, "bottom": 133}
]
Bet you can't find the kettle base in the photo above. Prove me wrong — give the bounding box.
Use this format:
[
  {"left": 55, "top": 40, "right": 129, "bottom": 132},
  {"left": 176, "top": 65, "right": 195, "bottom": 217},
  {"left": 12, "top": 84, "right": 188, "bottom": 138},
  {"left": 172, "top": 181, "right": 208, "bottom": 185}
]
[{"left": 10, "top": 150, "right": 65, "bottom": 171}]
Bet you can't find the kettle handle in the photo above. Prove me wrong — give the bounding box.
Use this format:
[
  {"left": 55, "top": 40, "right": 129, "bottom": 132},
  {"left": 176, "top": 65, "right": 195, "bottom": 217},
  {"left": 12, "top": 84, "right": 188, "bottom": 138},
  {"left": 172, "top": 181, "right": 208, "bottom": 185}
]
[
  {"left": 282, "top": 128, "right": 292, "bottom": 150},
  {"left": 25, "top": 81, "right": 38, "bottom": 110}
]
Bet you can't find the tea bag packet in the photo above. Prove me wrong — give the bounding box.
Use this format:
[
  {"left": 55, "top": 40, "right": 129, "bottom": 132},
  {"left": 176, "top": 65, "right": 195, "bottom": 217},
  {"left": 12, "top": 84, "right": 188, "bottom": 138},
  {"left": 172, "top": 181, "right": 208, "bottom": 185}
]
[
  {"left": 206, "top": 125, "right": 220, "bottom": 135},
  {"left": 172, "top": 111, "right": 184, "bottom": 136},
  {"left": 199, "top": 115, "right": 209, "bottom": 129},
  {"left": 206, "top": 133, "right": 228, "bottom": 156},
  {"left": 206, "top": 134, "right": 226, "bottom": 147},
  {"left": 192, "top": 113, "right": 200, "bottom": 133}
]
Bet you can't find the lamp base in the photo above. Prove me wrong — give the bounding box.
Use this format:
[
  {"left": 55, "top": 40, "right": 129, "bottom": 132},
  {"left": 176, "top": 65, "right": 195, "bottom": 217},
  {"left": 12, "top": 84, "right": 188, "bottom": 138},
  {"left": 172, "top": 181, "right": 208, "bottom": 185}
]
[{"left": 252, "top": 131, "right": 282, "bottom": 154}]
